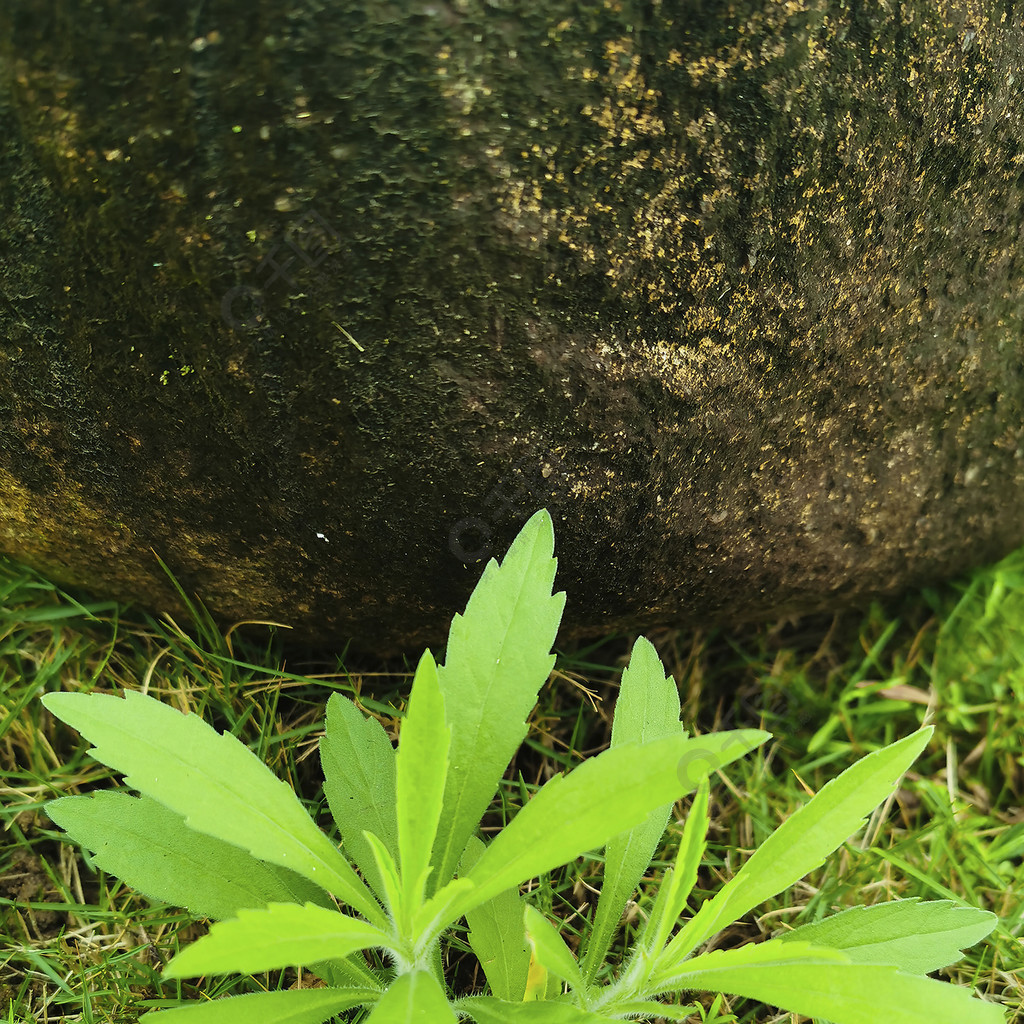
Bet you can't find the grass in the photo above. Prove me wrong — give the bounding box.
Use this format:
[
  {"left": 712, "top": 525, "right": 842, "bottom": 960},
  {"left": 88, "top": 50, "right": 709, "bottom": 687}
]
[{"left": 1, "top": 546, "right": 1023, "bottom": 1023}]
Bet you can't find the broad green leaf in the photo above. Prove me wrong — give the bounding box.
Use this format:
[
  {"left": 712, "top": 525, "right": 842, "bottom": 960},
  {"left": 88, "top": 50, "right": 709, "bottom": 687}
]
[
  {"left": 456, "top": 998, "right": 612, "bottom": 1023},
  {"left": 397, "top": 649, "right": 450, "bottom": 916},
  {"left": 441, "top": 730, "right": 766, "bottom": 926},
  {"left": 45, "top": 792, "right": 327, "bottom": 920},
  {"left": 47, "top": 796, "right": 380, "bottom": 994},
  {"left": 582, "top": 636, "right": 682, "bottom": 979},
  {"left": 137, "top": 987, "right": 380, "bottom": 1024},
  {"left": 43, "top": 689, "right": 384, "bottom": 927},
  {"left": 653, "top": 939, "right": 1005, "bottom": 1024},
  {"left": 778, "top": 898, "right": 998, "bottom": 974},
  {"left": 431, "top": 509, "right": 566, "bottom": 891},
  {"left": 662, "top": 728, "right": 933, "bottom": 963},
  {"left": 321, "top": 691, "right": 398, "bottom": 899},
  {"left": 523, "top": 905, "right": 584, "bottom": 994},
  {"left": 163, "top": 902, "right": 392, "bottom": 978},
  {"left": 364, "top": 969, "right": 457, "bottom": 1023},
  {"left": 462, "top": 836, "right": 530, "bottom": 1002},
  {"left": 636, "top": 776, "right": 711, "bottom": 963}
]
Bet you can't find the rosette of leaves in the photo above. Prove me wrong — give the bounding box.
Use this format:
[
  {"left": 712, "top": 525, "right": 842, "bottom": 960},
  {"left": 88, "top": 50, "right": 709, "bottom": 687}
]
[{"left": 42, "top": 510, "right": 1003, "bottom": 1023}]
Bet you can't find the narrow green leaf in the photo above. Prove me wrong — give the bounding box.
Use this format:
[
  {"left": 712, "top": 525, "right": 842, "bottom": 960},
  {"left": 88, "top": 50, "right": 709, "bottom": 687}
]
[
  {"left": 662, "top": 728, "right": 933, "bottom": 963},
  {"left": 163, "top": 902, "right": 392, "bottom": 979},
  {"left": 321, "top": 691, "right": 398, "bottom": 899},
  {"left": 444, "top": 730, "right": 766, "bottom": 926},
  {"left": 653, "top": 939, "right": 1005, "bottom": 1024},
  {"left": 638, "top": 776, "right": 711, "bottom": 962},
  {"left": 523, "top": 905, "right": 584, "bottom": 994},
  {"left": 364, "top": 969, "right": 457, "bottom": 1023},
  {"left": 412, "top": 877, "right": 476, "bottom": 950},
  {"left": 456, "top": 998, "right": 612, "bottom": 1023},
  {"left": 137, "top": 987, "right": 380, "bottom": 1023},
  {"left": 43, "top": 689, "right": 384, "bottom": 927},
  {"left": 462, "top": 836, "right": 530, "bottom": 1002},
  {"left": 778, "top": 898, "right": 998, "bottom": 974},
  {"left": 582, "top": 636, "right": 682, "bottom": 979},
  {"left": 363, "top": 831, "right": 404, "bottom": 922},
  {"left": 431, "top": 509, "right": 566, "bottom": 891},
  {"left": 309, "top": 956, "right": 391, "bottom": 994},
  {"left": 603, "top": 1000, "right": 700, "bottom": 1022},
  {"left": 397, "top": 649, "right": 450, "bottom": 915},
  {"left": 653, "top": 936, "right": 848, "bottom": 991},
  {"left": 45, "top": 792, "right": 324, "bottom": 920}
]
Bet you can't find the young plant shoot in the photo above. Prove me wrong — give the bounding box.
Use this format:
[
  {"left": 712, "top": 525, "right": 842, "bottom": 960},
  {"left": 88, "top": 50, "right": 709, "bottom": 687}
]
[{"left": 42, "top": 510, "right": 1003, "bottom": 1023}]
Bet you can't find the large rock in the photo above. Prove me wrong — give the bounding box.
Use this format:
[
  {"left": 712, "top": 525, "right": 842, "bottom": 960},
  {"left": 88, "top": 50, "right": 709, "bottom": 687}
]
[{"left": 1, "top": 2, "right": 1023, "bottom": 653}]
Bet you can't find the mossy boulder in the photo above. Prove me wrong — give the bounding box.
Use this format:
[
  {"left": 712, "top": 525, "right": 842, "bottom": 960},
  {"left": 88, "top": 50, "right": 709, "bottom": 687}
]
[{"left": 2, "top": 2, "right": 1023, "bottom": 653}]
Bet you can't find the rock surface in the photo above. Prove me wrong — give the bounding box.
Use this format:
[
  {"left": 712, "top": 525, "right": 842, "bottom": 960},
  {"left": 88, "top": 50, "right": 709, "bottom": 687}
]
[{"left": 1, "top": 2, "right": 1023, "bottom": 654}]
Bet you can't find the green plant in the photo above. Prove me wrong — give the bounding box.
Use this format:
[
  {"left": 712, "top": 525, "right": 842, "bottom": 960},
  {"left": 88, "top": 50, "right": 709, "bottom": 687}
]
[{"left": 40, "top": 510, "right": 1004, "bottom": 1023}]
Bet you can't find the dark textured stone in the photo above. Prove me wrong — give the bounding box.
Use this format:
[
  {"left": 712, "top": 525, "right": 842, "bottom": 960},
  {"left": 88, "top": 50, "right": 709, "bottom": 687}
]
[{"left": 1, "top": 1, "right": 1022, "bottom": 654}]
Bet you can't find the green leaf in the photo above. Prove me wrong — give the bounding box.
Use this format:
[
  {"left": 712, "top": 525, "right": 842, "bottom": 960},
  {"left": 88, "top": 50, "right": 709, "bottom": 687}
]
[
  {"left": 397, "top": 649, "right": 450, "bottom": 917},
  {"left": 137, "top": 987, "right": 380, "bottom": 1024},
  {"left": 363, "top": 831, "right": 405, "bottom": 923},
  {"left": 653, "top": 936, "right": 849, "bottom": 991},
  {"left": 412, "top": 877, "right": 476, "bottom": 949},
  {"left": 636, "top": 776, "right": 711, "bottom": 964},
  {"left": 662, "top": 728, "right": 933, "bottom": 964},
  {"left": 42, "top": 689, "right": 384, "bottom": 927},
  {"left": 364, "top": 969, "right": 457, "bottom": 1023},
  {"left": 431, "top": 509, "right": 566, "bottom": 891},
  {"left": 45, "top": 792, "right": 324, "bottom": 920},
  {"left": 440, "top": 730, "right": 766, "bottom": 926},
  {"left": 309, "top": 956, "right": 391, "bottom": 994},
  {"left": 523, "top": 905, "right": 584, "bottom": 994},
  {"left": 601, "top": 1000, "right": 700, "bottom": 1022},
  {"left": 581, "top": 636, "right": 682, "bottom": 979},
  {"left": 47, "top": 796, "right": 382, "bottom": 994},
  {"left": 457, "top": 998, "right": 612, "bottom": 1023},
  {"left": 163, "top": 902, "right": 392, "bottom": 979},
  {"left": 321, "top": 691, "right": 398, "bottom": 899},
  {"left": 778, "top": 898, "right": 998, "bottom": 974},
  {"left": 653, "top": 939, "right": 1005, "bottom": 1024},
  {"left": 462, "top": 836, "right": 530, "bottom": 1002}
]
